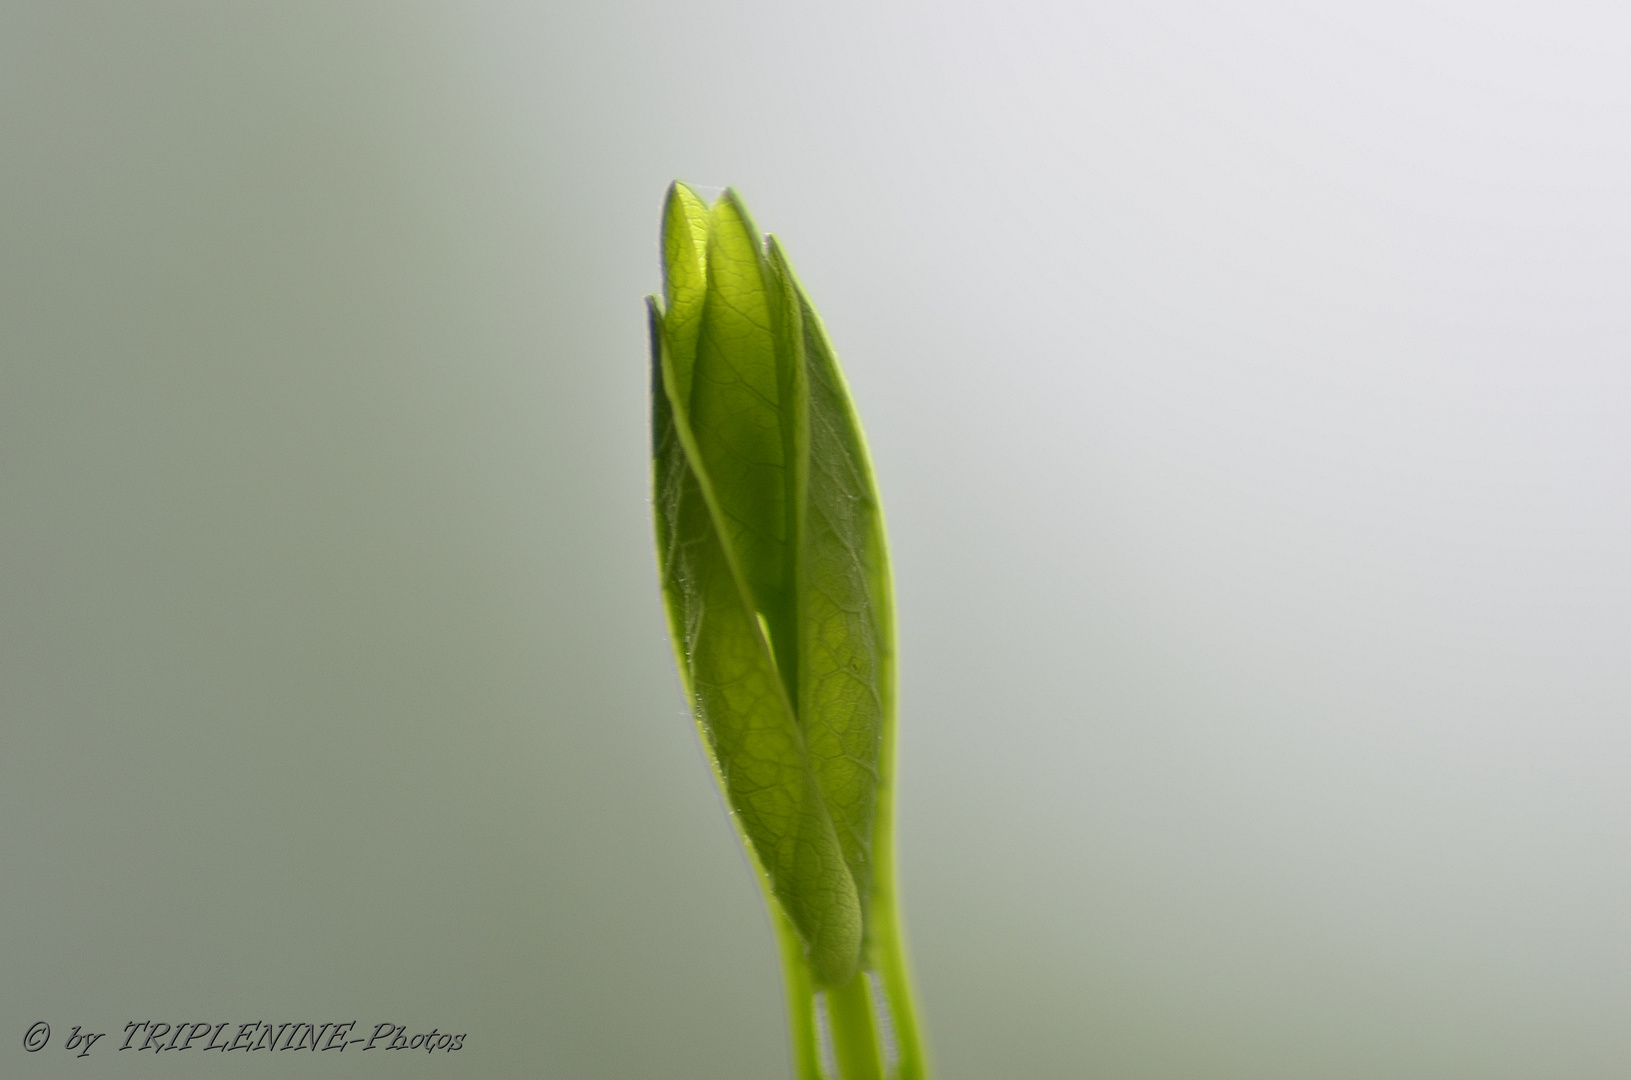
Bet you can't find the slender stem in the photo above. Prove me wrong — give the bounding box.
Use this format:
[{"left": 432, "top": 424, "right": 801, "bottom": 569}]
[
  {"left": 861, "top": 592, "right": 931, "bottom": 1080},
  {"left": 772, "top": 904, "right": 825, "bottom": 1080},
  {"left": 856, "top": 842, "right": 928, "bottom": 1078},
  {"left": 771, "top": 832, "right": 930, "bottom": 1079},
  {"left": 826, "top": 971, "right": 886, "bottom": 1080},
  {"left": 863, "top": 872, "right": 929, "bottom": 1080}
]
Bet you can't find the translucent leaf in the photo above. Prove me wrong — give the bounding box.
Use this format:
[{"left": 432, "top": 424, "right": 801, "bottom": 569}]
[{"left": 649, "top": 183, "right": 892, "bottom": 991}]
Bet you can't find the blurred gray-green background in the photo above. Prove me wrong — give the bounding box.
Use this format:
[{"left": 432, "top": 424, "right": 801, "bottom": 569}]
[{"left": 4, "top": 3, "right": 1627, "bottom": 1077}]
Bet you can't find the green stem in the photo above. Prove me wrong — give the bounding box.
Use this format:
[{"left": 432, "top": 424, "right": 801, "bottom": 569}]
[
  {"left": 772, "top": 906, "right": 824, "bottom": 1080},
  {"left": 859, "top": 810, "right": 929, "bottom": 1079},
  {"left": 826, "top": 972, "right": 885, "bottom": 1080},
  {"left": 859, "top": 583, "right": 930, "bottom": 1080},
  {"left": 770, "top": 860, "right": 929, "bottom": 1079},
  {"left": 863, "top": 884, "right": 928, "bottom": 1080}
]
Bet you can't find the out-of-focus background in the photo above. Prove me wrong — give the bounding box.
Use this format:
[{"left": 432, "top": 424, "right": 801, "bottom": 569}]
[{"left": 4, "top": 3, "right": 1627, "bottom": 1077}]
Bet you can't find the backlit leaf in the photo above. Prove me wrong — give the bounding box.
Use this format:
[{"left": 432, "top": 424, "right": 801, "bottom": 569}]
[{"left": 648, "top": 183, "right": 892, "bottom": 988}]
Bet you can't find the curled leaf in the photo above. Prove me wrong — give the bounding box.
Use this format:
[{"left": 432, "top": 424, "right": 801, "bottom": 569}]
[{"left": 649, "top": 182, "right": 892, "bottom": 988}]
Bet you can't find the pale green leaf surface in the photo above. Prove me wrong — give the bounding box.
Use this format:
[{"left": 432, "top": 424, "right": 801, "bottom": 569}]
[
  {"left": 660, "top": 182, "right": 709, "bottom": 403},
  {"left": 650, "top": 298, "right": 862, "bottom": 986},
  {"left": 770, "top": 239, "right": 890, "bottom": 909},
  {"left": 688, "top": 192, "right": 791, "bottom": 663},
  {"left": 649, "top": 186, "right": 897, "bottom": 997}
]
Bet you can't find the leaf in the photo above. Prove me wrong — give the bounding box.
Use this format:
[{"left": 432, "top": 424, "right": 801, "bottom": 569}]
[
  {"left": 774, "top": 239, "right": 892, "bottom": 912},
  {"left": 649, "top": 183, "right": 892, "bottom": 988},
  {"left": 658, "top": 180, "right": 709, "bottom": 403}
]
